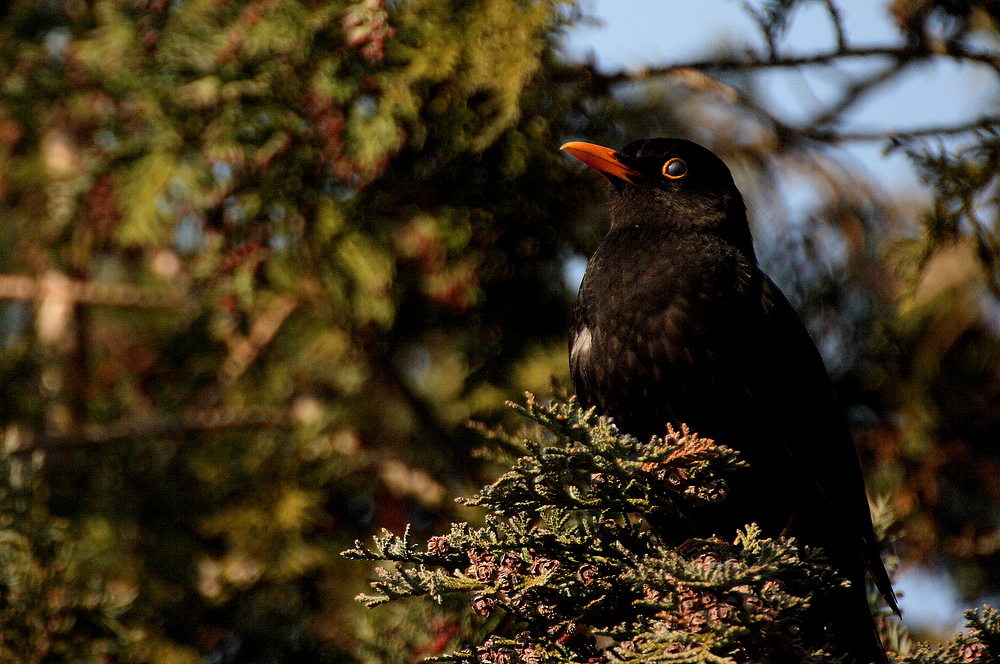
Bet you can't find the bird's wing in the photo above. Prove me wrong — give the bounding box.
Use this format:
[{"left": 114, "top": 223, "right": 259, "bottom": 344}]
[{"left": 743, "top": 274, "right": 898, "bottom": 611}]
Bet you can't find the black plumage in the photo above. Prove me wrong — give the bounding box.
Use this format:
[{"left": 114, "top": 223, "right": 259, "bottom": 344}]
[{"left": 563, "top": 138, "right": 898, "bottom": 663}]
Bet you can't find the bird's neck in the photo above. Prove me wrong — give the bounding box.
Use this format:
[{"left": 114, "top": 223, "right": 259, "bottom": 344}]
[
  {"left": 719, "top": 200, "right": 758, "bottom": 264},
  {"left": 609, "top": 192, "right": 758, "bottom": 265}
]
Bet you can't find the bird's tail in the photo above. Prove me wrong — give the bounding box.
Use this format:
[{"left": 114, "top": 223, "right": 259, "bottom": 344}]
[{"left": 808, "top": 569, "right": 888, "bottom": 664}]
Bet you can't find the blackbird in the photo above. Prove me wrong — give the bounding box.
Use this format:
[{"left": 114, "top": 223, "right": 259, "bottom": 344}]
[{"left": 562, "top": 138, "right": 898, "bottom": 663}]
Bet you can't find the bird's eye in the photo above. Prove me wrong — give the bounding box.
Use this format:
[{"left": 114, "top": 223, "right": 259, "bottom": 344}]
[{"left": 662, "top": 158, "right": 688, "bottom": 179}]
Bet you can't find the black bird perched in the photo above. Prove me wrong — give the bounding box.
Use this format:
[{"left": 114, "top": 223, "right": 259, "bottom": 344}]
[{"left": 561, "top": 138, "right": 898, "bottom": 663}]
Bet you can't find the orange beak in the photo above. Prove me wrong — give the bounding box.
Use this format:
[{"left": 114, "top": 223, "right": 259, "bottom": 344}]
[{"left": 560, "top": 141, "right": 641, "bottom": 183}]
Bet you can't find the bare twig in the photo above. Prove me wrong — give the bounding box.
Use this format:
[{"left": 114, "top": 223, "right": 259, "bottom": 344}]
[
  {"left": 0, "top": 274, "right": 186, "bottom": 308},
  {"left": 20, "top": 407, "right": 291, "bottom": 450},
  {"left": 822, "top": 0, "right": 848, "bottom": 53},
  {"left": 804, "top": 116, "right": 1000, "bottom": 143},
  {"left": 810, "top": 62, "right": 907, "bottom": 127},
  {"left": 554, "top": 44, "right": 998, "bottom": 88},
  {"left": 218, "top": 294, "right": 299, "bottom": 388},
  {"left": 554, "top": 34, "right": 1000, "bottom": 148},
  {"left": 743, "top": 1, "right": 779, "bottom": 62}
]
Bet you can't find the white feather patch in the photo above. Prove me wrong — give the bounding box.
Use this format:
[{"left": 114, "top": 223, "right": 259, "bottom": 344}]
[{"left": 571, "top": 326, "right": 593, "bottom": 364}]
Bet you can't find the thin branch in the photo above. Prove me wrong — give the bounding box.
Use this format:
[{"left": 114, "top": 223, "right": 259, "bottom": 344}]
[
  {"left": 554, "top": 37, "right": 1000, "bottom": 149},
  {"left": 554, "top": 44, "right": 999, "bottom": 89},
  {"left": 822, "top": 0, "right": 847, "bottom": 53},
  {"left": 21, "top": 407, "right": 291, "bottom": 450},
  {"left": 804, "top": 116, "right": 1000, "bottom": 143},
  {"left": 743, "top": 1, "right": 779, "bottom": 62},
  {"left": 0, "top": 274, "right": 186, "bottom": 308},
  {"left": 948, "top": 41, "right": 1000, "bottom": 76},
  {"left": 218, "top": 294, "right": 299, "bottom": 388},
  {"left": 810, "top": 62, "right": 906, "bottom": 127}
]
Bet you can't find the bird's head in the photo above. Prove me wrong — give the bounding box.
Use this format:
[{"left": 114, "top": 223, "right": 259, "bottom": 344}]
[{"left": 561, "top": 138, "right": 755, "bottom": 260}]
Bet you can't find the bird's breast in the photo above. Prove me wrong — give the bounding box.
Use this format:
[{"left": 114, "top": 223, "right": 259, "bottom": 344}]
[{"left": 571, "top": 234, "right": 756, "bottom": 440}]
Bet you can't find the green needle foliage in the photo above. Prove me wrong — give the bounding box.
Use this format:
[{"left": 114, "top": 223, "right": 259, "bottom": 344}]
[
  {"left": 346, "top": 396, "right": 1000, "bottom": 664},
  {"left": 0, "top": 449, "right": 131, "bottom": 663},
  {"left": 900, "top": 608, "right": 1000, "bottom": 664},
  {"left": 346, "top": 396, "right": 847, "bottom": 663}
]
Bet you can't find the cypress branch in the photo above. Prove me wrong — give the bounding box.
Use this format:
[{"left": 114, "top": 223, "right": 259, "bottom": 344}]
[
  {"left": 345, "top": 395, "right": 1000, "bottom": 664},
  {"left": 345, "top": 396, "right": 840, "bottom": 662}
]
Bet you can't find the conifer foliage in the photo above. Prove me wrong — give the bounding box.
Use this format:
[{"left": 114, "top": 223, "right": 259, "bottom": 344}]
[
  {"left": 347, "top": 396, "right": 1000, "bottom": 664},
  {"left": 0, "top": 450, "right": 130, "bottom": 663}
]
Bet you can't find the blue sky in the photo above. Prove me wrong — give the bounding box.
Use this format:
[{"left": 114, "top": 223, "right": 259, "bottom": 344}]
[{"left": 563, "top": 0, "right": 999, "bottom": 197}]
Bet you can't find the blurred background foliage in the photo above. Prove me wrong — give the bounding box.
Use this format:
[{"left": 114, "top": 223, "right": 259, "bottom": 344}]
[{"left": 0, "top": 0, "right": 999, "bottom": 660}]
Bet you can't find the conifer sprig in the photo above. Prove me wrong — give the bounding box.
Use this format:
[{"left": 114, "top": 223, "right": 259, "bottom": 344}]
[
  {"left": 345, "top": 395, "right": 1000, "bottom": 664},
  {"left": 899, "top": 607, "right": 1000, "bottom": 664},
  {"left": 344, "top": 396, "right": 844, "bottom": 663},
  {"left": 466, "top": 394, "right": 745, "bottom": 520}
]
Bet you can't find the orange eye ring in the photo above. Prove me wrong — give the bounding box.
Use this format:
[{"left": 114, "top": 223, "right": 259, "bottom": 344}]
[{"left": 662, "top": 158, "right": 688, "bottom": 179}]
